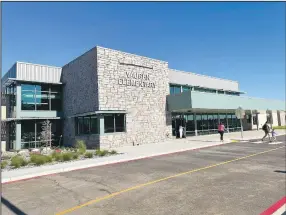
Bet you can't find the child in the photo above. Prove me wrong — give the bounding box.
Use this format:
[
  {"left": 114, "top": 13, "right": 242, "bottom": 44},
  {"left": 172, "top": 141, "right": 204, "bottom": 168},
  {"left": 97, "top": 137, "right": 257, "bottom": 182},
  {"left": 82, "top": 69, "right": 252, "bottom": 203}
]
[{"left": 271, "top": 128, "right": 277, "bottom": 142}]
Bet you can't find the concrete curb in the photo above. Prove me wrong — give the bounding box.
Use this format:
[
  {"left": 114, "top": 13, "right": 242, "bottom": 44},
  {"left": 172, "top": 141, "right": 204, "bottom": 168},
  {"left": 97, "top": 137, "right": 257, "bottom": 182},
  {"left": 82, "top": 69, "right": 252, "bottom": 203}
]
[{"left": 2, "top": 141, "right": 231, "bottom": 184}]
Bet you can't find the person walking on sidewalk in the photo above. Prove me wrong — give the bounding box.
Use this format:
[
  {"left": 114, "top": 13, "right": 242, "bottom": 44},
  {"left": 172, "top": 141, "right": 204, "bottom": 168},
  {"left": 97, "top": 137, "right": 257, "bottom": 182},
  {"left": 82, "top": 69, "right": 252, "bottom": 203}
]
[
  {"left": 261, "top": 121, "right": 271, "bottom": 142},
  {"left": 218, "top": 122, "right": 225, "bottom": 142}
]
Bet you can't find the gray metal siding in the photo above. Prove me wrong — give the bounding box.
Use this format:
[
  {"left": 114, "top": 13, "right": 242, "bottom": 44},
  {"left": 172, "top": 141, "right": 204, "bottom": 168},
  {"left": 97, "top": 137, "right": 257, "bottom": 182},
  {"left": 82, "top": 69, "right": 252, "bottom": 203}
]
[
  {"left": 169, "top": 69, "right": 239, "bottom": 92},
  {"left": 16, "top": 62, "right": 62, "bottom": 83}
]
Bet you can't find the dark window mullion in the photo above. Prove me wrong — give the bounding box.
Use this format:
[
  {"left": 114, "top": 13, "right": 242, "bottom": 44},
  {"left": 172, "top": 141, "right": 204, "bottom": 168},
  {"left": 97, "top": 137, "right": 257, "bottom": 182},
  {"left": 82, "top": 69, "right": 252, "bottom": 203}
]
[
  {"left": 114, "top": 114, "right": 116, "bottom": 132},
  {"left": 89, "top": 116, "right": 91, "bottom": 134},
  {"left": 34, "top": 85, "right": 36, "bottom": 110},
  {"left": 49, "top": 85, "right": 51, "bottom": 111}
]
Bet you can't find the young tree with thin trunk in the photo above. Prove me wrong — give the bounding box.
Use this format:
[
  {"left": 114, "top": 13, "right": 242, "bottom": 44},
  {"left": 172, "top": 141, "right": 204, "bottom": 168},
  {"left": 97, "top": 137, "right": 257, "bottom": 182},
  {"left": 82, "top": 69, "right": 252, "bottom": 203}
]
[{"left": 40, "top": 120, "right": 53, "bottom": 148}]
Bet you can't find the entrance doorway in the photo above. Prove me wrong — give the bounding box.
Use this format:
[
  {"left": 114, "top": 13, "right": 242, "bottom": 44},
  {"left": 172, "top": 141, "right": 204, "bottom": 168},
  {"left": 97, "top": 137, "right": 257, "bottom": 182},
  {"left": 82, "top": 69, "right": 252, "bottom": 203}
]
[{"left": 171, "top": 113, "right": 195, "bottom": 137}]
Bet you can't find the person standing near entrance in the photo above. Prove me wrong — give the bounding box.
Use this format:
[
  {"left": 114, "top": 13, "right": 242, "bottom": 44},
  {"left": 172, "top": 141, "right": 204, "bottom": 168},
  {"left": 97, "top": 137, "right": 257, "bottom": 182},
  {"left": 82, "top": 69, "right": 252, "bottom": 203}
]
[{"left": 218, "top": 122, "right": 225, "bottom": 142}]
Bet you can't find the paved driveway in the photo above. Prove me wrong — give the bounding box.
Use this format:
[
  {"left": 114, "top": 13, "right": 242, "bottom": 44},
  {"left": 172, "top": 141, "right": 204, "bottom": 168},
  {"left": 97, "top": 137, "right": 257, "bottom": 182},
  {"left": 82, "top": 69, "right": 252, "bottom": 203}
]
[{"left": 2, "top": 135, "right": 286, "bottom": 215}]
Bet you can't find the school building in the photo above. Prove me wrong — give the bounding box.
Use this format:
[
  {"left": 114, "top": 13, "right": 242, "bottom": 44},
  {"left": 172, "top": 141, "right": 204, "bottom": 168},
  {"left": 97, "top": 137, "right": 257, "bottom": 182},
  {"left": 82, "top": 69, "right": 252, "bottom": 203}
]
[{"left": 1, "top": 46, "right": 285, "bottom": 150}]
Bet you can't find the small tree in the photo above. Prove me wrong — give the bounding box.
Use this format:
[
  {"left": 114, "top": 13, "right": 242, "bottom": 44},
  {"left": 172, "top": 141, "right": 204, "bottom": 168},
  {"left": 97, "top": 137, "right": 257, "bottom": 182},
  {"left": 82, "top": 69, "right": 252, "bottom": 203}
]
[{"left": 40, "top": 120, "right": 54, "bottom": 148}]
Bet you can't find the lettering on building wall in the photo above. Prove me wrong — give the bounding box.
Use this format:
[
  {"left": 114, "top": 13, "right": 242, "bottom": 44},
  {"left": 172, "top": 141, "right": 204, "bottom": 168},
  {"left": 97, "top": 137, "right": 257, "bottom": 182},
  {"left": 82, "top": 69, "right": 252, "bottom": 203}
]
[{"left": 118, "top": 72, "right": 156, "bottom": 88}]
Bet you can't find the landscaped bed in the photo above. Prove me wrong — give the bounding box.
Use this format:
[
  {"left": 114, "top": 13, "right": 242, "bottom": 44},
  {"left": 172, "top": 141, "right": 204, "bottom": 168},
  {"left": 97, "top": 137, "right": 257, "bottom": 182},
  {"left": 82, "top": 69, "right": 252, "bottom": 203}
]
[
  {"left": 1, "top": 140, "right": 118, "bottom": 172},
  {"left": 273, "top": 126, "right": 286, "bottom": 129}
]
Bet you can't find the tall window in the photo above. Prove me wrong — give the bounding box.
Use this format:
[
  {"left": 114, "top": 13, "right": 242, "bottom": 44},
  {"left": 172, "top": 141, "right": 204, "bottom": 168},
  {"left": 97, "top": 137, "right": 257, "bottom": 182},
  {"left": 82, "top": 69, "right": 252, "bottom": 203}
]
[
  {"left": 246, "top": 114, "right": 251, "bottom": 123},
  {"left": 267, "top": 113, "right": 272, "bottom": 124},
  {"left": 21, "top": 84, "right": 62, "bottom": 111},
  {"left": 253, "top": 115, "right": 257, "bottom": 125}
]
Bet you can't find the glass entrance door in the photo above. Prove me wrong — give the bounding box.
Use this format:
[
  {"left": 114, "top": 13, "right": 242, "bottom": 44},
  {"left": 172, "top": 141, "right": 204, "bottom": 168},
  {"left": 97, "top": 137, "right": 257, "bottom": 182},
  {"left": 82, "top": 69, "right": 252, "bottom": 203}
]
[
  {"left": 171, "top": 114, "right": 186, "bottom": 137},
  {"left": 185, "top": 114, "right": 195, "bottom": 136}
]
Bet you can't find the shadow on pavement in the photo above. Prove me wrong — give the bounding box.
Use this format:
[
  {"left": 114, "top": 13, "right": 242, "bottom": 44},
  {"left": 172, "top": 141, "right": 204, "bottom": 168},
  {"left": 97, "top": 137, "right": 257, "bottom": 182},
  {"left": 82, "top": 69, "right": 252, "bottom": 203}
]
[
  {"left": 1, "top": 196, "right": 28, "bottom": 215},
  {"left": 274, "top": 170, "right": 286, "bottom": 174}
]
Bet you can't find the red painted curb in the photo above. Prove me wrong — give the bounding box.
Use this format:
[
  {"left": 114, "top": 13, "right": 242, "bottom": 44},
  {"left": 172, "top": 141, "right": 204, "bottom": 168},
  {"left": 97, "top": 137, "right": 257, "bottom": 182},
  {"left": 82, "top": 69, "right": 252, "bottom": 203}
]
[
  {"left": 260, "top": 196, "right": 286, "bottom": 215},
  {"left": 2, "top": 142, "right": 228, "bottom": 185}
]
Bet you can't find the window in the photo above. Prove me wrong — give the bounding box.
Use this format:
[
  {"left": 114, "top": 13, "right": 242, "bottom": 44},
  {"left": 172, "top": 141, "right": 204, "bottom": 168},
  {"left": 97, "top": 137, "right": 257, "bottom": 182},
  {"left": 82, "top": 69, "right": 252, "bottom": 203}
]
[
  {"left": 104, "top": 114, "right": 126, "bottom": 133},
  {"left": 75, "top": 114, "right": 126, "bottom": 135},
  {"left": 219, "top": 114, "right": 226, "bottom": 124},
  {"left": 90, "top": 116, "right": 98, "bottom": 134},
  {"left": 75, "top": 115, "right": 98, "bottom": 135},
  {"left": 21, "top": 84, "right": 35, "bottom": 110},
  {"left": 194, "top": 87, "right": 216, "bottom": 94},
  {"left": 115, "top": 114, "right": 125, "bottom": 132},
  {"left": 104, "top": 114, "right": 115, "bottom": 133},
  {"left": 246, "top": 114, "right": 251, "bottom": 123},
  {"left": 267, "top": 113, "right": 272, "bottom": 124},
  {"left": 226, "top": 92, "right": 240, "bottom": 96},
  {"left": 253, "top": 115, "right": 257, "bottom": 125},
  {"left": 182, "top": 86, "right": 191, "bottom": 92},
  {"left": 21, "top": 84, "right": 62, "bottom": 111},
  {"left": 169, "top": 84, "right": 181, "bottom": 95}
]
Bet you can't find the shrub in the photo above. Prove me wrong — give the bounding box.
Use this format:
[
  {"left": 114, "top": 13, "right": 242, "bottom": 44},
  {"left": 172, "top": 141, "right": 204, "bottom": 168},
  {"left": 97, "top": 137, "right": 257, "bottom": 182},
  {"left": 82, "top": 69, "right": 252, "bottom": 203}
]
[
  {"left": 95, "top": 149, "right": 108, "bottom": 157},
  {"left": 1, "top": 161, "right": 8, "bottom": 169},
  {"left": 109, "top": 150, "right": 117, "bottom": 155},
  {"left": 30, "top": 154, "right": 52, "bottom": 166},
  {"left": 45, "top": 155, "right": 53, "bottom": 163},
  {"left": 62, "top": 152, "right": 73, "bottom": 161},
  {"left": 84, "top": 152, "right": 93, "bottom": 158},
  {"left": 75, "top": 140, "right": 86, "bottom": 154},
  {"left": 53, "top": 152, "right": 63, "bottom": 162},
  {"left": 11, "top": 156, "right": 28, "bottom": 168},
  {"left": 72, "top": 152, "right": 79, "bottom": 160},
  {"left": 273, "top": 126, "right": 286, "bottom": 129}
]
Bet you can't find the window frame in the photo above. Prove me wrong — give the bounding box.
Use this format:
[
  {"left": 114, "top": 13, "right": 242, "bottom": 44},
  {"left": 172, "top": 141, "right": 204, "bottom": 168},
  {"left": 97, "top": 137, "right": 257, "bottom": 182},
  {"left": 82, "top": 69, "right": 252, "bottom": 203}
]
[{"left": 21, "top": 83, "right": 62, "bottom": 111}]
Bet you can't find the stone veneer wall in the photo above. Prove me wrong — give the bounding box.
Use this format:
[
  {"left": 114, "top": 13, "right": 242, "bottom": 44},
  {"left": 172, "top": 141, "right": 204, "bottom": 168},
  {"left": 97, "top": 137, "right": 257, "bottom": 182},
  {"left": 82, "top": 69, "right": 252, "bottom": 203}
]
[
  {"left": 97, "top": 46, "right": 172, "bottom": 148},
  {"left": 61, "top": 47, "right": 99, "bottom": 147},
  {"left": 278, "top": 111, "right": 286, "bottom": 126}
]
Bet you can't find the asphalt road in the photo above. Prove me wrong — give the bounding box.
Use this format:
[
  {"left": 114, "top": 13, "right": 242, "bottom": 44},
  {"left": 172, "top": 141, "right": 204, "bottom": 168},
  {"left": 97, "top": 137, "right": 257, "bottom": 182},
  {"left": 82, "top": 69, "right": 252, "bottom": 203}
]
[{"left": 2, "top": 135, "right": 286, "bottom": 215}]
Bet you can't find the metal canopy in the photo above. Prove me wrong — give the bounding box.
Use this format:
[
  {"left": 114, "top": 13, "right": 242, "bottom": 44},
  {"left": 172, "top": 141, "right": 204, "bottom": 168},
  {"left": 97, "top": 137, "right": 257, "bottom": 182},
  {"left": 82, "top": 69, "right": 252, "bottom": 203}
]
[
  {"left": 2, "top": 117, "right": 61, "bottom": 121},
  {"left": 2, "top": 78, "right": 62, "bottom": 87},
  {"left": 70, "top": 110, "right": 127, "bottom": 118}
]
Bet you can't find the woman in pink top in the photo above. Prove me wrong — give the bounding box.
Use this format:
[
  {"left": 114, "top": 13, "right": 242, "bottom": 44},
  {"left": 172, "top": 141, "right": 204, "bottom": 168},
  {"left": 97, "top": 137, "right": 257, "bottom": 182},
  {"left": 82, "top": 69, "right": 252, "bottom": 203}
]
[{"left": 218, "top": 122, "right": 225, "bottom": 142}]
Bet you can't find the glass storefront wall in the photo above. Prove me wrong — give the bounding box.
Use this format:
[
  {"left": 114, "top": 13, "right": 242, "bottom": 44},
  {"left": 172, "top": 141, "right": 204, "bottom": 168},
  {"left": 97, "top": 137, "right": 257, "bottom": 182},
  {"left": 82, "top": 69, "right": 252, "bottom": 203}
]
[
  {"left": 21, "top": 119, "right": 62, "bottom": 149},
  {"left": 171, "top": 112, "right": 241, "bottom": 137},
  {"left": 171, "top": 113, "right": 195, "bottom": 137}
]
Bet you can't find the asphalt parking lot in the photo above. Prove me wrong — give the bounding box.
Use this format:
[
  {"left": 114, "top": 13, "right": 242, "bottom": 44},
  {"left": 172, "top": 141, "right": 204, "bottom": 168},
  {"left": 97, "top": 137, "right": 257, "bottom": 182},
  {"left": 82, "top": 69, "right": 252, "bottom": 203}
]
[{"left": 2, "top": 135, "right": 286, "bottom": 215}]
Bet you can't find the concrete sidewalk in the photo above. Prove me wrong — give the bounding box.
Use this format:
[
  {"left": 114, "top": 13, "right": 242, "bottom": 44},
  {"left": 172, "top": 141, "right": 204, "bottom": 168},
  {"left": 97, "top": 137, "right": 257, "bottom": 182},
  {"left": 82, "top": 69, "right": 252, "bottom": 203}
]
[{"left": 2, "top": 129, "right": 285, "bottom": 184}]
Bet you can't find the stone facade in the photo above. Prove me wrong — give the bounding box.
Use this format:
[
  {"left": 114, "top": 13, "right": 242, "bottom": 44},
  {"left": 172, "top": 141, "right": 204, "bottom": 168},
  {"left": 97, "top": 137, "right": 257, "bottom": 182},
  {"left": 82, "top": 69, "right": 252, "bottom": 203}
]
[
  {"left": 61, "top": 46, "right": 171, "bottom": 148},
  {"left": 278, "top": 111, "right": 286, "bottom": 126},
  {"left": 61, "top": 47, "right": 99, "bottom": 147},
  {"left": 97, "top": 47, "right": 172, "bottom": 148}
]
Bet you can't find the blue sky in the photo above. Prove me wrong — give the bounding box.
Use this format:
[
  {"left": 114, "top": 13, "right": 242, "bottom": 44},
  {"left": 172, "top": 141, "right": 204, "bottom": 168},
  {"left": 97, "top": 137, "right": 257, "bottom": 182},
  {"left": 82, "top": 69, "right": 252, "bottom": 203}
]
[{"left": 2, "top": 2, "right": 285, "bottom": 100}]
